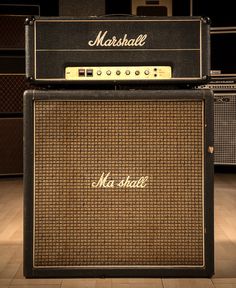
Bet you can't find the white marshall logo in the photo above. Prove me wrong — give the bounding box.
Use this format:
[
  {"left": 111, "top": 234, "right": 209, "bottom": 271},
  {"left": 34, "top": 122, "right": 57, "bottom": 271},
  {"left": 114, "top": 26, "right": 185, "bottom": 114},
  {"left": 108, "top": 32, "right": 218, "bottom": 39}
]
[
  {"left": 88, "top": 31, "right": 147, "bottom": 47},
  {"left": 91, "top": 172, "right": 149, "bottom": 189}
]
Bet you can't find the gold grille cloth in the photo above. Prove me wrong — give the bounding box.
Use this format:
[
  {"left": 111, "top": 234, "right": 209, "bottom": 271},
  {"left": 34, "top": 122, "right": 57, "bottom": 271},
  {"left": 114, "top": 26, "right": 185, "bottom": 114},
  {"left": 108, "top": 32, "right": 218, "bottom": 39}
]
[{"left": 34, "top": 100, "right": 204, "bottom": 267}]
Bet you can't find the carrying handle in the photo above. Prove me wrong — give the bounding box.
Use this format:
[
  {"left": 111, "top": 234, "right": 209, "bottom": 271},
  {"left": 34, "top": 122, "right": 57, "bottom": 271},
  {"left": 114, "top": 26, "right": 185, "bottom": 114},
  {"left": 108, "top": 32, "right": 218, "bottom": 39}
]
[{"left": 99, "top": 14, "right": 136, "bottom": 17}]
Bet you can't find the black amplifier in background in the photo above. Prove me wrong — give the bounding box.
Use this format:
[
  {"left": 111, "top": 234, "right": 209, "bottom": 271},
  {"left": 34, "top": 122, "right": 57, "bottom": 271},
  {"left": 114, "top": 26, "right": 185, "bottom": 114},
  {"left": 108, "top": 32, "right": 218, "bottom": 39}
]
[
  {"left": 197, "top": 80, "right": 236, "bottom": 165},
  {"left": 25, "top": 16, "right": 210, "bottom": 86},
  {"left": 198, "top": 26, "right": 236, "bottom": 96},
  {"left": 214, "top": 91, "right": 236, "bottom": 165}
]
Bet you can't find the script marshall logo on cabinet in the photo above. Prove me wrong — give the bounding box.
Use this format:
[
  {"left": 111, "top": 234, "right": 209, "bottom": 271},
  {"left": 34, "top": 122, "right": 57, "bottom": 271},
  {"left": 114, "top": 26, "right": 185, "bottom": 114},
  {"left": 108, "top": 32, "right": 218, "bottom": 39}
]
[
  {"left": 88, "top": 31, "right": 147, "bottom": 47},
  {"left": 91, "top": 172, "right": 149, "bottom": 188}
]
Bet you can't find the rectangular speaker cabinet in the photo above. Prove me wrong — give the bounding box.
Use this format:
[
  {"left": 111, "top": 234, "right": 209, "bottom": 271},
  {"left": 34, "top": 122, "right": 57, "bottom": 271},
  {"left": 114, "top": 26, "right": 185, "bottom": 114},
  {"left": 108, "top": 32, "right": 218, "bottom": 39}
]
[
  {"left": 214, "top": 92, "right": 236, "bottom": 165},
  {"left": 0, "top": 52, "right": 29, "bottom": 175},
  {"left": 0, "top": 117, "right": 23, "bottom": 175},
  {"left": 0, "top": 53, "right": 29, "bottom": 114},
  {"left": 0, "top": 1, "right": 59, "bottom": 49},
  {"left": 24, "top": 89, "right": 214, "bottom": 278},
  {"left": 25, "top": 16, "right": 210, "bottom": 85},
  {"left": 0, "top": 74, "right": 27, "bottom": 113},
  {"left": 0, "top": 15, "right": 30, "bottom": 50}
]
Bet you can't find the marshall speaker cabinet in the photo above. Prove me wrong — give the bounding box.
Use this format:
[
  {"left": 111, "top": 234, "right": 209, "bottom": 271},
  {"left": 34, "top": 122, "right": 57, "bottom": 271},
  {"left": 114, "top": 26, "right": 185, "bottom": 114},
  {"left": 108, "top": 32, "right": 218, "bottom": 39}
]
[
  {"left": 24, "top": 89, "right": 214, "bottom": 278},
  {"left": 25, "top": 16, "right": 210, "bottom": 85}
]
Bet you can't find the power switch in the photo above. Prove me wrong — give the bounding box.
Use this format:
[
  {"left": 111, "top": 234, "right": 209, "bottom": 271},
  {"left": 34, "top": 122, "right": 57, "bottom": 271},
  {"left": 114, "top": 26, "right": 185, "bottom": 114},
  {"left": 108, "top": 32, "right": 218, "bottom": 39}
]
[
  {"left": 86, "top": 69, "right": 93, "bottom": 77},
  {"left": 78, "top": 69, "right": 85, "bottom": 77}
]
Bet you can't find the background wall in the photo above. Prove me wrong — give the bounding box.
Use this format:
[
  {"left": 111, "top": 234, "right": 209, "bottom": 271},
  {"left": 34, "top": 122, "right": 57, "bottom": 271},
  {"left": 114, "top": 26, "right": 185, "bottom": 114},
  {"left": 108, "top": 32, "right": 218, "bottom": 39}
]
[{"left": 59, "top": 0, "right": 105, "bottom": 16}]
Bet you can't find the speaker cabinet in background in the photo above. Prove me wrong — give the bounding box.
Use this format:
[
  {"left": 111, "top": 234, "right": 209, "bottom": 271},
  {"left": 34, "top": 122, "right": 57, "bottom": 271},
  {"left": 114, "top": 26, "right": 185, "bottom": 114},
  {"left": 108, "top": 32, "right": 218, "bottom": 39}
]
[
  {"left": 0, "top": 15, "right": 29, "bottom": 50},
  {"left": 24, "top": 89, "right": 214, "bottom": 278},
  {"left": 0, "top": 53, "right": 30, "bottom": 114},
  {"left": 0, "top": 1, "right": 59, "bottom": 49},
  {"left": 0, "top": 1, "right": 59, "bottom": 16},
  {"left": 0, "top": 74, "right": 28, "bottom": 113},
  {"left": 0, "top": 53, "right": 30, "bottom": 175},
  {"left": 0, "top": 118, "right": 23, "bottom": 175},
  {"left": 0, "top": 1, "right": 58, "bottom": 175},
  {"left": 0, "top": 4, "right": 38, "bottom": 50},
  {"left": 214, "top": 92, "right": 236, "bottom": 165}
]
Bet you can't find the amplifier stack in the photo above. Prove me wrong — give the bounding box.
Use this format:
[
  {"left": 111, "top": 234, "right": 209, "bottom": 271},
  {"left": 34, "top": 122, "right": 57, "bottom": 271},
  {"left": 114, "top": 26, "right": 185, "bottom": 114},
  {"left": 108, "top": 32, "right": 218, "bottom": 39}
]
[{"left": 23, "top": 15, "right": 214, "bottom": 278}]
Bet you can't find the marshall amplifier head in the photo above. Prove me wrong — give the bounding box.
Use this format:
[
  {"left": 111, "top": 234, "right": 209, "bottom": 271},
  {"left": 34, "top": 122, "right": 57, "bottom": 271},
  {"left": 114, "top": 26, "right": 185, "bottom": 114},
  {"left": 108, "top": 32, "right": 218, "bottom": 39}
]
[
  {"left": 24, "top": 89, "right": 214, "bottom": 278},
  {"left": 25, "top": 16, "right": 211, "bottom": 86}
]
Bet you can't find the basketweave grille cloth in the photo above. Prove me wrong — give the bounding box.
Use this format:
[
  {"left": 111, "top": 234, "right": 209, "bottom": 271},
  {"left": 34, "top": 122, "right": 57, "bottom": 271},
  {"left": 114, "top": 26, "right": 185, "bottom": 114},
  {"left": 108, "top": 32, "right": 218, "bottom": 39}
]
[
  {"left": 0, "top": 75, "right": 29, "bottom": 113},
  {"left": 34, "top": 100, "right": 204, "bottom": 267}
]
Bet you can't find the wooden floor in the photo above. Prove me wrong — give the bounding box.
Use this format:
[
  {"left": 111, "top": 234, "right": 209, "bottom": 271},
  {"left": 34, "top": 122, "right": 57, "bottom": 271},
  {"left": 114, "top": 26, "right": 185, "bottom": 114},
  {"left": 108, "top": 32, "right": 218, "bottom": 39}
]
[{"left": 0, "top": 172, "right": 236, "bottom": 288}]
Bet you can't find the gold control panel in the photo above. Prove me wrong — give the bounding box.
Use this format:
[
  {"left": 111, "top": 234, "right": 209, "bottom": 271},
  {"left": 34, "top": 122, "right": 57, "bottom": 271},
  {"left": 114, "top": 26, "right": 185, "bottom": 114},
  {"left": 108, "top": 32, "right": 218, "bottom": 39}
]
[{"left": 65, "top": 66, "right": 172, "bottom": 81}]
